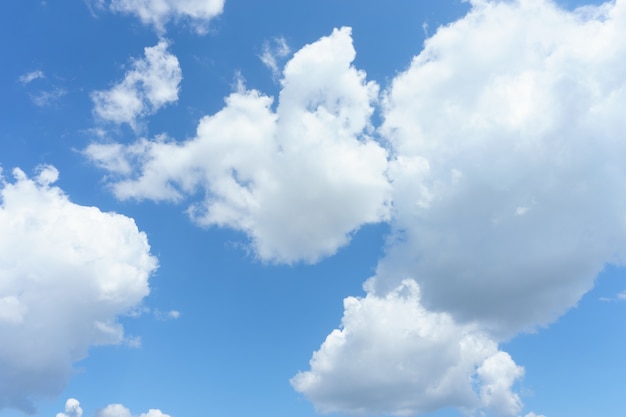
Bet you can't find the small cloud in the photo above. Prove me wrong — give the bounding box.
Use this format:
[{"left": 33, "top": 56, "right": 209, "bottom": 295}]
[
  {"left": 30, "top": 88, "right": 67, "bottom": 107},
  {"left": 56, "top": 398, "right": 83, "bottom": 417},
  {"left": 18, "top": 70, "right": 45, "bottom": 85},
  {"left": 259, "top": 36, "right": 291, "bottom": 79}
]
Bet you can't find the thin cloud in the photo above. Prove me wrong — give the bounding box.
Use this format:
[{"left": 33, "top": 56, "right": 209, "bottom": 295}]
[{"left": 18, "top": 70, "right": 45, "bottom": 85}]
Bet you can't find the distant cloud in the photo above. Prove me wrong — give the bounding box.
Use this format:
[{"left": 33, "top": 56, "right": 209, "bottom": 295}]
[
  {"left": 18, "top": 70, "right": 45, "bottom": 85},
  {"left": 99, "top": 0, "right": 224, "bottom": 34},
  {"left": 30, "top": 87, "right": 67, "bottom": 107},
  {"left": 260, "top": 36, "right": 290, "bottom": 79},
  {"left": 56, "top": 398, "right": 83, "bottom": 417},
  {"left": 91, "top": 40, "right": 181, "bottom": 129},
  {"left": 87, "top": 27, "right": 391, "bottom": 264},
  {"left": 96, "top": 403, "right": 171, "bottom": 417},
  {"left": 0, "top": 165, "right": 157, "bottom": 413}
]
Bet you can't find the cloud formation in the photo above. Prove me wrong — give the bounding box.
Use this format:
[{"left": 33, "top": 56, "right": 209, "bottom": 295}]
[
  {"left": 91, "top": 40, "right": 181, "bottom": 129},
  {"left": 0, "top": 166, "right": 157, "bottom": 413},
  {"left": 18, "top": 70, "right": 45, "bottom": 85},
  {"left": 291, "top": 280, "right": 524, "bottom": 417},
  {"left": 107, "top": 0, "right": 224, "bottom": 34},
  {"left": 296, "top": 0, "right": 626, "bottom": 415},
  {"left": 87, "top": 27, "right": 391, "bottom": 263}
]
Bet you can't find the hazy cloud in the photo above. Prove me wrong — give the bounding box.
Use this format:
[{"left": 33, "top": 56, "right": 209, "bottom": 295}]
[{"left": 18, "top": 70, "right": 45, "bottom": 85}]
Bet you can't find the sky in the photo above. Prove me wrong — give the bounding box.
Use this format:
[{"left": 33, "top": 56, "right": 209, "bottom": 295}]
[{"left": 1, "top": 0, "right": 626, "bottom": 417}]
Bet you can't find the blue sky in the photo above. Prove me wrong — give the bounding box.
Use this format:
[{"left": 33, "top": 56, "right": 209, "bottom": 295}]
[{"left": 1, "top": 1, "right": 625, "bottom": 417}]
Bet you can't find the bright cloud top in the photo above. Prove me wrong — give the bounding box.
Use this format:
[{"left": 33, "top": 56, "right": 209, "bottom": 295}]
[
  {"left": 56, "top": 398, "right": 83, "bottom": 417},
  {"left": 292, "top": 280, "right": 524, "bottom": 417},
  {"left": 0, "top": 166, "right": 157, "bottom": 413},
  {"left": 107, "top": 0, "right": 224, "bottom": 34},
  {"left": 91, "top": 40, "right": 182, "bottom": 129},
  {"left": 97, "top": 403, "right": 171, "bottom": 417},
  {"left": 87, "top": 27, "right": 391, "bottom": 264}
]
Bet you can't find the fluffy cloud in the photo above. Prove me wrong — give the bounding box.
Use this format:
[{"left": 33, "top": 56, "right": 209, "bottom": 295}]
[
  {"left": 97, "top": 403, "right": 171, "bottom": 417},
  {"left": 291, "top": 280, "right": 524, "bottom": 417},
  {"left": 107, "top": 0, "right": 224, "bottom": 34},
  {"left": 56, "top": 398, "right": 83, "bottom": 417},
  {"left": 91, "top": 40, "right": 181, "bottom": 129},
  {"left": 87, "top": 27, "right": 391, "bottom": 263},
  {"left": 0, "top": 166, "right": 157, "bottom": 413},
  {"left": 296, "top": 0, "right": 626, "bottom": 415},
  {"left": 376, "top": 0, "right": 626, "bottom": 335}
]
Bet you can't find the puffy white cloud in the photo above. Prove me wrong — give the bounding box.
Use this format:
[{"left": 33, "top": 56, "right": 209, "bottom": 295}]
[
  {"left": 56, "top": 398, "right": 83, "bottom": 417},
  {"left": 296, "top": 0, "right": 626, "bottom": 415},
  {"left": 107, "top": 0, "right": 224, "bottom": 34},
  {"left": 87, "top": 27, "right": 391, "bottom": 264},
  {"left": 376, "top": 0, "right": 626, "bottom": 336},
  {"left": 97, "top": 403, "right": 171, "bottom": 417},
  {"left": 291, "top": 280, "right": 524, "bottom": 417},
  {"left": 91, "top": 40, "right": 181, "bottom": 129},
  {"left": 0, "top": 165, "right": 157, "bottom": 413}
]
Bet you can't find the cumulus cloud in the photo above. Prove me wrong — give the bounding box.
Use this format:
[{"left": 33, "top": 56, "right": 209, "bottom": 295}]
[
  {"left": 87, "top": 27, "right": 391, "bottom": 264},
  {"left": 376, "top": 0, "right": 626, "bottom": 335},
  {"left": 56, "top": 398, "right": 83, "bottom": 417},
  {"left": 296, "top": 0, "right": 626, "bottom": 415},
  {"left": 0, "top": 165, "right": 157, "bottom": 413},
  {"left": 106, "top": 0, "right": 224, "bottom": 34},
  {"left": 91, "top": 40, "right": 181, "bottom": 129},
  {"left": 97, "top": 403, "right": 171, "bottom": 417},
  {"left": 291, "top": 280, "right": 524, "bottom": 417}
]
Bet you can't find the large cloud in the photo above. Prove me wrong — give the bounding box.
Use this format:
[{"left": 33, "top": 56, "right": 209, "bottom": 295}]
[
  {"left": 376, "top": 0, "right": 626, "bottom": 335},
  {"left": 295, "top": 0, "right": 626, "bottom": 415},
  {"left": 104, "top": 0, "right": 224, "bottom": 34},
  {"left": 0, "top": 166, "right": 157, "bottom": 413},
  {"left": 91, "top": 40, "right": 182, "bottom": 129},
  {"left": 87, "top": 27, "right": 391, "bottom": 264}
]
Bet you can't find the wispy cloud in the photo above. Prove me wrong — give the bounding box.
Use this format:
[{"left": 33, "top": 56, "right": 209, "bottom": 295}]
[
  {"left": 259, "top": 36, "right": 291, "bottom": 79},
  {"left": 18, "top": 70, "right": 45, "bottom": 85}
]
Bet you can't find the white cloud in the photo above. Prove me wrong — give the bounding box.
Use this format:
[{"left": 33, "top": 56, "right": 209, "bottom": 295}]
[
  {"left": 56, "top": 398, "right": 83, "bottom": 417},
  {"left": 18, "top": 70, "right": 45, "bottom": 85},
  {"left": 87, "top": 27, "right": 391, "bottom": 264},
  {"left": 296, "top": 0, "right": 626, "bottom": 415},
  {"left": 91, "top": 40, "right": 181, "bottom": 129},
  {"left": 375, "top": 0, "right": 626, "bottom": 336},
  {"left": 0, "top": 165, "right": 157, "bottom": 413},
  {"left": 260, "top": 36, "right": 291, "bottom": 78},
  {"left": 97, "top": 403, "right": 171, "bottom": 417},
  {"left": 291, "top": 280, "right": 524, "bottom": 417},
  {"left": 107, "top": 0, "right": 224, "bottom": 34}
]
